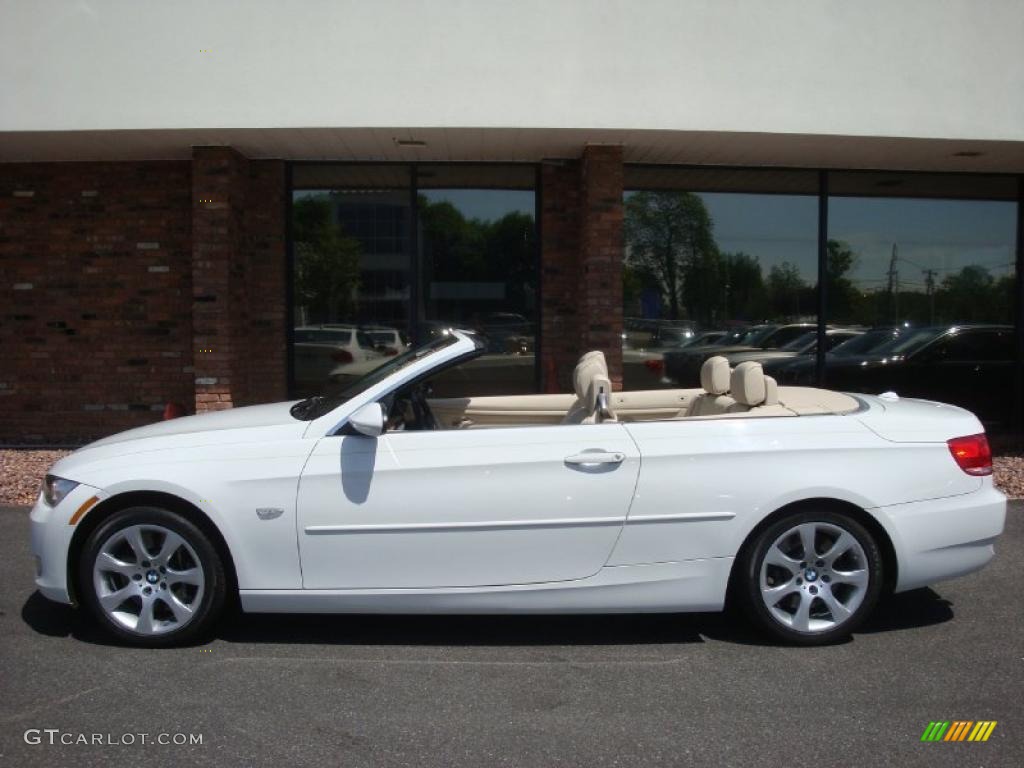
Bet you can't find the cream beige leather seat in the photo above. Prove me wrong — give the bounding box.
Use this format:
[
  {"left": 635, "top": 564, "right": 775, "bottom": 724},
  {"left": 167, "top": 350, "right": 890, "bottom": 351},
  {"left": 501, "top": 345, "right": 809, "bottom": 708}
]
[
  {"left": 562, "top": 351, "right": 616, "bottom": 425},
  {"left": 688, "top": 356, "right": 736, "bottom": 416},
  {"left": 726, "top": 361, "right": 782, "bottom": 413}
]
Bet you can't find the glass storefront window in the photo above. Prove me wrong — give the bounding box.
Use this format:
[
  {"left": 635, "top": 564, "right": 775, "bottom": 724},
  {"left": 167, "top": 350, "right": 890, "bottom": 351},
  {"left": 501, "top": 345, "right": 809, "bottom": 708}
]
[
  {"left": 289, "top": 164, "right": 538, "bottom": 398},
  {"left": 290, "top": 165, "right": 413, "bottom": 398},
  {"left": 416, "top": 165, "right": 538, "bottom": 397},
  {"left": 821, "top": 173, "right": 1018, "bottom": 426},
  {"left": 623, "top": 168, "right": 819, "bottom": 389}
]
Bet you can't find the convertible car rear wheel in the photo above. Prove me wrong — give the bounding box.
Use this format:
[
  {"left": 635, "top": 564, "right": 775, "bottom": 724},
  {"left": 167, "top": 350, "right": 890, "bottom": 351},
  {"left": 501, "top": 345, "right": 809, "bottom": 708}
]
[
  {"left": 740, "top": 509, "right": 883, "bottom": 645},
  {"left": 79, "top": 507, "right": 226, "bottom": 647}
]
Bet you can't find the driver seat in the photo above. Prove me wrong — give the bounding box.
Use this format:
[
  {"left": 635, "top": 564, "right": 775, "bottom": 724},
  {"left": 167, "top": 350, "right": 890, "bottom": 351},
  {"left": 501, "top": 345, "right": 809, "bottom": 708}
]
[{"left": 562, "top": 351, "right": 616, "bottom": 425}]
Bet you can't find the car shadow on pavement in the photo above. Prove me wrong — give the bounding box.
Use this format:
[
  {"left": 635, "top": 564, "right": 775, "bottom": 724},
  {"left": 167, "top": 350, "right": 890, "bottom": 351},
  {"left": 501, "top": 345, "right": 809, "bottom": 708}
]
[
  {"left": 20, "top": 591, "right": 109, "bottom": 644},
  {"left": 215, "top": 611, "right": 717, "bottom": 647},
  {"left": 21, "top": 587, "right": 953, "bottom": 648},
  {"left": 856, "top": 587, "right": 954, "bottom": 634}
]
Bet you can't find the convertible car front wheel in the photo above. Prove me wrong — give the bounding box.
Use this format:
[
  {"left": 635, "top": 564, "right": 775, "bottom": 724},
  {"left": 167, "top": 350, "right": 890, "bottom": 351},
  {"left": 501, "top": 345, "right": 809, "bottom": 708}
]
[
  {"left": 740, "top": 509, "right": 883, "bottom": 646},
  {"left": 79, "top": 507, "right": 226, "bottom": 647}
]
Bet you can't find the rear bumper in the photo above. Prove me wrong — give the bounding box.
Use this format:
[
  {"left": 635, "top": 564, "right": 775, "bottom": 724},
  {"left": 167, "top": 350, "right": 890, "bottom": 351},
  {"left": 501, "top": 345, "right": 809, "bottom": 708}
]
[{"left": 873, "top": 483, "right": 1007, "bottom": 593}]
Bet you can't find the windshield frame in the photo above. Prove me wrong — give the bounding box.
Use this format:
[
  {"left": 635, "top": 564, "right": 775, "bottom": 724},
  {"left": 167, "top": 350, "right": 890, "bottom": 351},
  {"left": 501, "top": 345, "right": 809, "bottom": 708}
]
[{"left": 290, "top": 332, "right": 476, "bottom": 421}]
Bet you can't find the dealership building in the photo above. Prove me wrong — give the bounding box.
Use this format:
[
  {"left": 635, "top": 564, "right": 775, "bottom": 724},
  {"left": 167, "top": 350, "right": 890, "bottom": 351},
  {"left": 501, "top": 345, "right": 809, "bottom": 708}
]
[{"left": 1, "top": 0, "right": 1022, "bottom": 444}]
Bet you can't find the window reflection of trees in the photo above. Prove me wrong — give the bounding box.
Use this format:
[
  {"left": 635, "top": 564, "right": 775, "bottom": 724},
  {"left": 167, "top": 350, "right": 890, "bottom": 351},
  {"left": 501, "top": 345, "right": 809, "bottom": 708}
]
[
  {"left": 293, "top": 195, "right": 362, "bottom": 323},
  {"left": 624, "top": 191, "right": 817, "bottom": 326},
  {"left": 625, "top": 190, "right": 1016, "bottom": 329}
]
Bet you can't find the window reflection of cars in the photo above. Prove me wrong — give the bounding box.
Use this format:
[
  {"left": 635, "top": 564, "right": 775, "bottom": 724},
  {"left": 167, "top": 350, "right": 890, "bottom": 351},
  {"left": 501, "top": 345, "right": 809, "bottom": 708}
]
[
  {"left": 361, "top": 326, "right": 409, "bottom": 356},
  {"left": 663, "top": 323, "right": 817, "bottom": 386},
  {"left": 762, "top": 327, "right": 901, "bottom": 379},
  {"left": 784, "top": 324, "right": 1016, "bottom": 427},
  {"left": 293, "top": 326, "right": 382, "bottom": 396},
  {"left": 716, "top": 329, "right": 863, "bottom": 370},
  {"left": 623, "top": 318, "right": 696, "bottom": 351}
]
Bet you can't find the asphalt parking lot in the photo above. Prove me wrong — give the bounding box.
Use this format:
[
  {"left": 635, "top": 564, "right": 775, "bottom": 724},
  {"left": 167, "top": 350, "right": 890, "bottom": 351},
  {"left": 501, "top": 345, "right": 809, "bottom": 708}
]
[{"left": 1, "top": 504, "right": 1021, "bottom": 768}]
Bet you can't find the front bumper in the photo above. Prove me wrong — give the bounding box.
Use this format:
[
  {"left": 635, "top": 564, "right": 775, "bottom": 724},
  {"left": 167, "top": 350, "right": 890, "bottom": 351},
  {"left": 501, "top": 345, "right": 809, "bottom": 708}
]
[
  {"left": 873, "top": 482, "right": 1007, "bottom": 593},
  {"left": 29, "top": 482, "right": 103, "bottom": 605}
]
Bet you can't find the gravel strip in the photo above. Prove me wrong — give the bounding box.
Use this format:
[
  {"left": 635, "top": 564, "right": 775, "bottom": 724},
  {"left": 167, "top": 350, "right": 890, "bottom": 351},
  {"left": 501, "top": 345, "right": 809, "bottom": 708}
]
[
  {"left": 2, "top": 448, "right": 1023, "bottom": 507},
  {"left": 1, "top": 450, "right": 72, "bottom": 506},
  {"left": 993, "top": 455, "right": 1024, "bottom": 500}
]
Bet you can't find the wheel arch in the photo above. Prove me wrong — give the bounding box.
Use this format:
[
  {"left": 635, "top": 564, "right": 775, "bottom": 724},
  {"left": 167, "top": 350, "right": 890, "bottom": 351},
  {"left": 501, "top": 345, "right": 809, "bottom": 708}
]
[
  {"left": 726, "top": 497, "right": 898, "bottom": 605},
  {"left": 66, "top": 490, "right": 239, "bottom": 607}
]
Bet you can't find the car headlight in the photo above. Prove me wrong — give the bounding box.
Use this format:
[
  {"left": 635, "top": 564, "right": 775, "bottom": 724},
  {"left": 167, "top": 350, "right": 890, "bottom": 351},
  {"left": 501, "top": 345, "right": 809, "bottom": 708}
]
[{"left": 42, "top": 474, "right": 79, "bottom": 507}]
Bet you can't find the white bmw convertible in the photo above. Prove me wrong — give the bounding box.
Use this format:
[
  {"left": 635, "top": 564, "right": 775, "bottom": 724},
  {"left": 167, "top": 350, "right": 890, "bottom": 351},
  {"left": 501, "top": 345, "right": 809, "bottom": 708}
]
[{"left": 31, "top": 330, "right": 1006, "bottom": 647}]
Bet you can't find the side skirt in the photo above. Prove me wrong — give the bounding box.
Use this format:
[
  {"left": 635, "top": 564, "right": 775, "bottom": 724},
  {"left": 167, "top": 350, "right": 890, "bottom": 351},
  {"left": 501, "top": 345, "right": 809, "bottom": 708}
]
[{"left": 240, "top": 557, "right": 733, "bottom": 614}]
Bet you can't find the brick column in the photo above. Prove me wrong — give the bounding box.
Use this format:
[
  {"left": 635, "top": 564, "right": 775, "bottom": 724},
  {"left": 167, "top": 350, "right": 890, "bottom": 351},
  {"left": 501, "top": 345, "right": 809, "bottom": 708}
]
[
  {"left": 539, "top": 146, "right": 624, "bottom": 392},
  {"left": 579, "top": 145, "right": 624, "bottom": 388},
  {"left": 243, "top": 160, "right": 287, "bottom": 405},
  {"left": 540, "top": 162, "right": 581, "bottom": 392},
  {"left": 191, "top": 146, "right": 248, "bottom": 412}
]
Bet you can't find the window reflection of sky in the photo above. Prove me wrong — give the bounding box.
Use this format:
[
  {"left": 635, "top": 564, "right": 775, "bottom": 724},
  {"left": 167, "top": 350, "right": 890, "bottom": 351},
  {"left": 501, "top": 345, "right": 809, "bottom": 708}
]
[
  {"left": 625, "top": 191, "right": 1017, "bottom": 287},
  {"left": 421, "top": 189, "right": 534, "bottom": 222}
]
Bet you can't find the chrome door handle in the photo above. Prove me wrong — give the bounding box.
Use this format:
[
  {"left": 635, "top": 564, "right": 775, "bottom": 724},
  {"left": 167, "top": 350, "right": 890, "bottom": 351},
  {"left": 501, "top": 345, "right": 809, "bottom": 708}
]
[{"left": 564, "top": 452, "right": 625, "bottom": 466}]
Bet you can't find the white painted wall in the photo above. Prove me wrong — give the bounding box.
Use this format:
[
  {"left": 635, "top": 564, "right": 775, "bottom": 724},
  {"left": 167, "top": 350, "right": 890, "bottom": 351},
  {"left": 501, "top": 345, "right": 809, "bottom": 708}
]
[{"left": 2, "top": 0, "right": 1023, "bottom": 141}]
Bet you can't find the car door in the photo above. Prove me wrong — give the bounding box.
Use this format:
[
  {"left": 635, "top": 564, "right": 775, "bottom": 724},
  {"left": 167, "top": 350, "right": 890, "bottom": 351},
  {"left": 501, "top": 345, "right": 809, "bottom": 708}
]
[{"left": 295, "top": 422, "right": 641, "bottom": 589}]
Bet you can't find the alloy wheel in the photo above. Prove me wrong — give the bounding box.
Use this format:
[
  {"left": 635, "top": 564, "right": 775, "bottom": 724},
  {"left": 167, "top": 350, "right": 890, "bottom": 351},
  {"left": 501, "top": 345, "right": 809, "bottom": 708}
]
[
  {"left": 759, "top": 521, "right": 869, "bottom": 634},
  {"left": 91, "top": 524, "right": 206, "bottom": 636}
]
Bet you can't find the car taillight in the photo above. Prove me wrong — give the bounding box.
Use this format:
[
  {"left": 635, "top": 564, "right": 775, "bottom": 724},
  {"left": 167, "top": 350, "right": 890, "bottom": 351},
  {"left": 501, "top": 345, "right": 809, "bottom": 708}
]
[
  {"left": 947, "top": 433, "right": 992, "bottom": 476},
  {"left": 644, "top": 358, "right": 665, "bottom": 375},
  {"left": 331, "top": 350, "right": 354, "bottom": 364}
]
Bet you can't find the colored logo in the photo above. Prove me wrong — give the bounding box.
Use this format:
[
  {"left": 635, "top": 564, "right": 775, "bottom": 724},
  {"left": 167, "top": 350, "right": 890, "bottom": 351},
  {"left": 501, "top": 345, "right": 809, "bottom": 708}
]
[{"left": 921, "top": 721, "right": 997, "bottom": 742}]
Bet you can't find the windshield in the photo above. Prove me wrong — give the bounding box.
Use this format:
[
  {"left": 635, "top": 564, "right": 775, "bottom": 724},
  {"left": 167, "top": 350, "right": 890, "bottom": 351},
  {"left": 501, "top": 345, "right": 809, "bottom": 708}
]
[
  {"left": 831, "top": 328, "right": 898, "bottom": 357},
  {"left": 290, "top": 333, "right": 460, "bottom": 420},
  {"left": 680, "top": 331, "right": 724, "bottom": 348},
  {"left": 871, "top": 327, "right": 944, "bottom": 357},
  {"left": 780, "top": 331, "right": 816, "bottom": 352},
  {"left": 732, "top": 326, "right": 776, "bottom": 346}
]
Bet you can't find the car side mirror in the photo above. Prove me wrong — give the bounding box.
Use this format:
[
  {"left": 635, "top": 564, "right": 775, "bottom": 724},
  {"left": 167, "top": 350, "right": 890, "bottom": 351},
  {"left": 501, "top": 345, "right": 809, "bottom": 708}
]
[{"left": 346, "top": 402, "right": 385, "bottom": 437}]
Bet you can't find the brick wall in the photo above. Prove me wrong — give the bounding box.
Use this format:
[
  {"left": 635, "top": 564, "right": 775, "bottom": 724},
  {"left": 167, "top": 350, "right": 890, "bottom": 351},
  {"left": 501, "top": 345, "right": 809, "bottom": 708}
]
[
  {"left": 0, "top": 161, "right": 194, "bottom": 443},
  {"left": 1, "top": 145, "right": 619, "bottom": 442},
  {"left": 0, "top": 153, "right": 288, "bottom": 444}
]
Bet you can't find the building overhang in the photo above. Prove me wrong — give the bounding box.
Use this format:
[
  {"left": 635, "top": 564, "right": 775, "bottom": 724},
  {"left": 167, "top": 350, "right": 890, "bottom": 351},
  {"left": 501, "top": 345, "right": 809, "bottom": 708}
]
[{"left": 1, "top": 126, "right": 1022, "bottom": 174}]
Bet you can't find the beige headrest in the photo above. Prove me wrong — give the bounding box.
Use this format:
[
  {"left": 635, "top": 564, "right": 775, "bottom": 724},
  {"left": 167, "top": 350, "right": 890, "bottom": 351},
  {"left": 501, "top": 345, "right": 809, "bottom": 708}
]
[
  {"left": 700, "top": 356, "right": 731, "bottom": 395},
  {"left": 731, "top": 361, "right": 767, "bottom": 406},
  {"left": 578, "top": 351, "right": 608, "bottom": 375},
  {"left": 763, "top": 376, "right": 779, "bottom": 406},
  {"left": 573, "top": 354, "right": 607, "bottom": 401}
]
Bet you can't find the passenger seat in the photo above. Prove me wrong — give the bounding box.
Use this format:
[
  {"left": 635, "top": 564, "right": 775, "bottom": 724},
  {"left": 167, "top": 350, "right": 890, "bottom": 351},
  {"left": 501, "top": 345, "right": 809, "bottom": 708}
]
[
  {"left": 726, "top": 361, "right": 776, "bottom": 412},
  {"left": 688, "top": 357, "right": 736, "bottom": 416}
]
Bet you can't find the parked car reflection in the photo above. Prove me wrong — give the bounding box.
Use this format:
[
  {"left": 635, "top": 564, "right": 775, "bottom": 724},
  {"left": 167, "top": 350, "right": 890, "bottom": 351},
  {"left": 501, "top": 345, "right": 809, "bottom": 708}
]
[
  {"left": 662, "top": 323, "right": 817, "bottom": 386},
  {"left": 762, "top": 326, "right": 902, "bottom": 379},
  {"left": 293, "top": 326, "right": 383, "bottom": 396},
  {"left": 783, "top": 324, "right": 1017, "bottom": 426}
]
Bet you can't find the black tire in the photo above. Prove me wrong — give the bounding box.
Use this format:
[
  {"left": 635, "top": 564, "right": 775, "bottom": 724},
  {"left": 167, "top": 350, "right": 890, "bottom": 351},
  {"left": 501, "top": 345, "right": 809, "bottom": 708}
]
[
  {"left": 78, "top": 506, "right": 227, "bottom": 647},
  {"left": 738, "top": 508, "right": 883, "bottom": 646}
]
